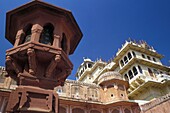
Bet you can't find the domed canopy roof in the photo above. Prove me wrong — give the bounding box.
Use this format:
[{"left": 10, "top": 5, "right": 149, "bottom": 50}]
[
  {"left": 98, "top": 71, "right": 129, "bottom": 88},
  {"left": 98, "top": 71, "right": 123, "bottom": 81}
]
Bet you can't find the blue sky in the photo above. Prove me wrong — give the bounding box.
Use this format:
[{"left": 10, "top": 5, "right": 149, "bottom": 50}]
[{"left": 0, "top": 0, "right": 170, "bottom": 80}]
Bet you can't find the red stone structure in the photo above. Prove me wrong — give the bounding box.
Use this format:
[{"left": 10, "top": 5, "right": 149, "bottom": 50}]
[{"left": 5, "top": 0, "right": 82, "bottom": 112}]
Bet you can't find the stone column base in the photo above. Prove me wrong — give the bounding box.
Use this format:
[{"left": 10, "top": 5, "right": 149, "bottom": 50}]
[{"left": 6, "top": 86, "right": 58, "bottom": 113}]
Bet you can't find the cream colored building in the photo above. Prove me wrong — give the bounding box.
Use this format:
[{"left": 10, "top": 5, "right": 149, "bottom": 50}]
[{"left": 76, "top": 40, "right": 170, "bottom": 102}]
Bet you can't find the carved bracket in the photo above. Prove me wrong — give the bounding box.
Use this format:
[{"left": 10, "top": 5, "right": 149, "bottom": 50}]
[
  {"left": 27, "top": 48, "right": 37, "bottom": 75},
  {"left": 46, "top": 54, "right": 61, "bottom": 78},
  {"left": 6, "top": 56, "right": 20, "bottom": 75}
]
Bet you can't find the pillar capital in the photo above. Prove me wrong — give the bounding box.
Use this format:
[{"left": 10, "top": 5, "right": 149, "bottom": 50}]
[
  {"left": 31, "top": 24, "right": 43, "bottom": 33},
  {"left": 53, "top": 34, "right": 61, "bottom": 48},
  {"left": 31, "top": 24, "right": 43, "bottom": 42}
]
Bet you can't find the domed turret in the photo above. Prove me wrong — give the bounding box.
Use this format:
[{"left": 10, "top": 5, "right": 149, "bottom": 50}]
[
  {"left": 98, "top": 71, "right": 129, "bottom": 89},
  {"left": 98, "top": 71, "right": 129, "bottom": 103}
]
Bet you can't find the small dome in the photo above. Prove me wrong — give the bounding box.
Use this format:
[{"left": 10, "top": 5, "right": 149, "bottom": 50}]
[
  {"left": 98, "top": 71, "right": 129, "bottom": 89},
  {"left": 98, "top": 71, "right": 125, "bottom": 85},
  {"left": 98, "top": 71, "right": 123, "bottom": 81}
]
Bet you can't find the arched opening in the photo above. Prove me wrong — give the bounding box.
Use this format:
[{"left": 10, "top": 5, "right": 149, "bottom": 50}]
[
  {"left": 138, "top": 66, "right": 143, "bottom": 74},
  {"left": 72, "top": 108, "right": 84, "bottom": 113},
  {"left": 59, "top": 106, "right": 66, "bottom": 113},
  {"left": 112, "top": 109, "right": 120, "bottom": 113},
  {"left": 88, "top": 63, "right": 93, "bottom": 68},
  {"left": 39, "top": 23, "right": 54, "bottom": 45},
  {"left": 90, "top": 110, "right": 100, "bottom": 113},
  {"left": 124, "top": 56, "right": 128, "bottom": 64},
  {"left": 148, "top": 68, "right": 154, "bottom": 77},
  {"left": 124, "top": 108, "right": 131, "bottom": 113},
  {"left": 153, "top": 69, "right": 159, "bottom": 75},
  {"left": 128, "top": 70, "right": 133, "bottom": 79},
  {"left": 153, "top": 58, "right": 156, "bottom": 62},
  {"left": 142, "top": 54, "right": 145, "bottom": 58},
  {"left": 120, "top": 60, "right": 124, "bottom": 67},
  {"left": 132, "top": 51, "right": 136, "bottom": 57},
  {"left": 147, "top": 56, "right": 151, "bottom": 60},
  {"left": 61, "top": 33, "right": 68, "bottom": 54},
  {"left": 22, "top": 24, "right": 33, "bottom": 44},
  {"left": 128, "top": 52, "right": 132, "bottom": 60},
  {"left": 132, "top": 66, "right": 138, "bottom": 76},
  {"left": 124, "top": 74, "right": 129, "bottom": 81}
]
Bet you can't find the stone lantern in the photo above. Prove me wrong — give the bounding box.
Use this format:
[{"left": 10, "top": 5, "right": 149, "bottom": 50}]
[{"left": 5, "top": 1, "right": 82, "bottom": 112}]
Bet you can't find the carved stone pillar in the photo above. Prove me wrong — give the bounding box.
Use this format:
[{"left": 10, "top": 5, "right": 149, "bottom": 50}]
[
  {"left": 31, "top": 24, "right": 43, "bottom": 42},
  {"left": 14, "top": 29, "right": 25, "bottom": 47},
  {"left": 53, "top": 35, "right": 60, "bottom": 48}
]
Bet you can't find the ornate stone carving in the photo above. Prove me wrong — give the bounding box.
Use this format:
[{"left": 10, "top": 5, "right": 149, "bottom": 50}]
[
  {"left": 27, "top": 48, "right": 36, "bottom": 75},
  {"left": 6, "top": 56, "right": 20, "bottom": 75},
  {"left": 31, "top": 24, "right": 43, "bottom": 42},
  {"left": 46, "top": 54, "right": 61, "bottom": 78}
]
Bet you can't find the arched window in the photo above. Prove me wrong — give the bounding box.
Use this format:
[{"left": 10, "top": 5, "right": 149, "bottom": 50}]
[
  {"left": 72, "top": 108, "right": 84, "bottom": 113},
  {"left": 112, "top": 109, "right": 119, "bottom": 113},
  {"left": 148, "top": 68, "right": 154, "bottom": 77},
  {"left": 138, "top": 66, "right": 143, "bottom": 74},
  {"left": 153, "top": 58, "right": 156, "bottom": 62},
  {"left": 128, "top": 52, "right": 132, "bottom": 60},
  {"left": 142, "top": 54, "right": 145, "bottom": 58},
  {"left": 88, "top": 63, "right": 92, "bottom": 68},
  {"left": 22, "top": 24, "right": 33, "bottom": 44},
  {"left": 132, "top": 51, "right": 136, "bottom": 57},
  {"left": 132, "top": 66, "right": 138, "bottom": 76},
  {"left": 120, "top": 60, "right": 124, "bottom": 67},
  {"left": 124, "top": 56, "right": 128, "bottom": 64},
  {"left": 124, "top": 74, "right": 129, "bottom": 81},
  {"left": 128, "top": 70, "right": 133, "bottom": 79},
  {"left": 153, "top": 69, "right": 159, "bottom": 75},
  {"left": 147, "top": 56, "right": 151, "bottom": 60},
  {"left": 39, "top": 23, "right": 54, "bottom": 45},
  {"left": 61, "top": 33, "right": 68, "bottom": 54},
  {"left": 124, "top": 108, "right": 131, "bottom": 113}
]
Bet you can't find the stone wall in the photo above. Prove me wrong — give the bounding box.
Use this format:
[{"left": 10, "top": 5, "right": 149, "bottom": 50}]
[{"left": 140, "top": 93, "right": 170, "bottom": 113}]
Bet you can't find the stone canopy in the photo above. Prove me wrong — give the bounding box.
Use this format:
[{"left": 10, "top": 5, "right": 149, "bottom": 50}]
[{"left": 6, "top": 0, "right": 83, "bottom": 55}]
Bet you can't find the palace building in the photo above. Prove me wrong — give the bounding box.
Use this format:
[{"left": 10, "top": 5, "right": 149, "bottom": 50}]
[{"left": 0, "top": 0, "right": 170, "bottom": 113}]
